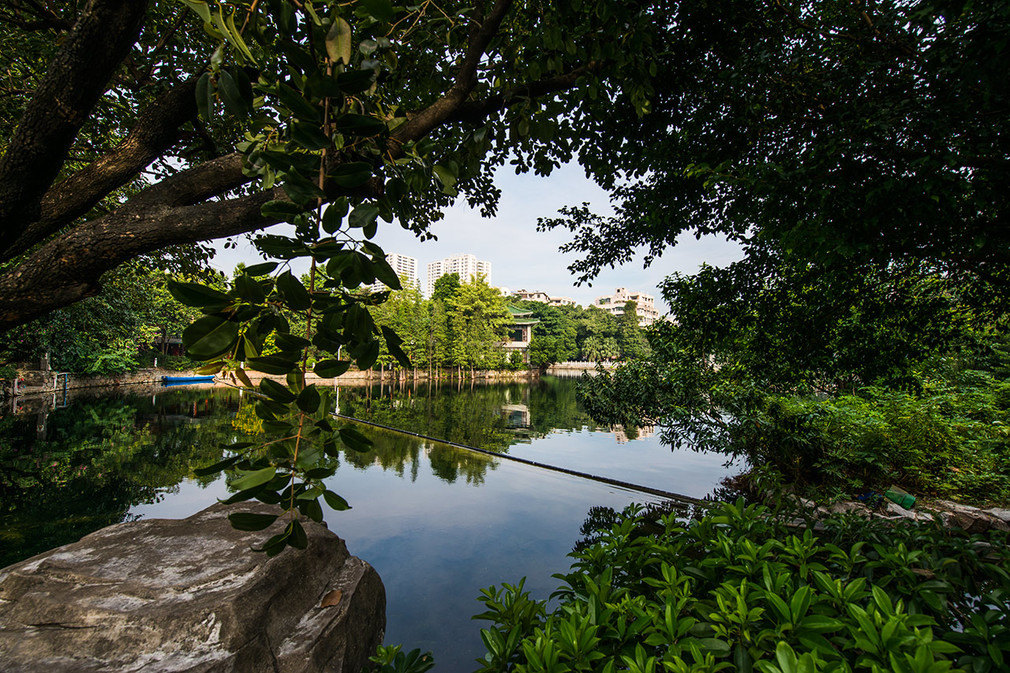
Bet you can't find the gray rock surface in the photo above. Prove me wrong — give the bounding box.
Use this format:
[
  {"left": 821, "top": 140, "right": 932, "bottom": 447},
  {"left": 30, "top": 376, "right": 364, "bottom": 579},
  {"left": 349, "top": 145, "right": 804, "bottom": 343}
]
[
  {"left": 983, "top": 508, "right": 1010, "bottom": 523},
  {"left": 0, "top": 503, "right": 385, "bottom": 673},
  {"left": 922, "top": 501, "right": 1009, "bottom": 533}
]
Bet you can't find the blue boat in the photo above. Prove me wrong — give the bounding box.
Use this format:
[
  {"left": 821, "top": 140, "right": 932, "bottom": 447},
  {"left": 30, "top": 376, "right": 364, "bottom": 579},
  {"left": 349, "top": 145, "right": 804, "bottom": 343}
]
[{"left": 161, "top": 375, "right": 216, "bottom": 386}]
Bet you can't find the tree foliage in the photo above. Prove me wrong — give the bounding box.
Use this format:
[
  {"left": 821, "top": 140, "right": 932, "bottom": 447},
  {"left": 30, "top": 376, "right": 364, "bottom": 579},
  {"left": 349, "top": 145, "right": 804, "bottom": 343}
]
[
  {"left": 0, "top": 0, "right": 671, "bottom": 548},
  {"left": 0, "top": 0, "right": 663, "bottom": 332},
  {"left": 544, "top": 0, "right": 1010, "bottom": 291},
  {"left": 1, "top": 263, "right": 208, "bottom": 374},
  {"left": 447, "top": 275, "right": 510, "bottom": 371}
]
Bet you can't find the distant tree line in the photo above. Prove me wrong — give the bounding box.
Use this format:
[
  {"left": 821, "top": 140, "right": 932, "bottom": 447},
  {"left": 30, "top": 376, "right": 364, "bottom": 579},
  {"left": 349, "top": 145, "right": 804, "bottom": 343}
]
[
  {"left": 369, "top": 273, "right": 512, "bottom": 375},
  {"left": 1, "top": 265, "right": 654, "bottom": 377},
  {"left": 369, "top": 273, "right": 652, "bottom": 374},
  {"left": 521, "top": 299, "right": 651, "bottom": 368}
]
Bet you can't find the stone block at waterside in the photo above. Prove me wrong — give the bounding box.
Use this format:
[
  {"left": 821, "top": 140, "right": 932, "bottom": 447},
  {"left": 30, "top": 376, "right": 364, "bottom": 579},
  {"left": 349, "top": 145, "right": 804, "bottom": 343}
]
[{"left": 0, "top": 503, "right": 385, "bottom": 673}]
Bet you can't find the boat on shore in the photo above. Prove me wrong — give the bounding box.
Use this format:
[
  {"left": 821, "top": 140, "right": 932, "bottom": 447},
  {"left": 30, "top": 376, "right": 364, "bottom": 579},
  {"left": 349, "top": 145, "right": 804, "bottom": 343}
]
[{"left": 161, "top": 375, "right": 216, "bottom": 386}]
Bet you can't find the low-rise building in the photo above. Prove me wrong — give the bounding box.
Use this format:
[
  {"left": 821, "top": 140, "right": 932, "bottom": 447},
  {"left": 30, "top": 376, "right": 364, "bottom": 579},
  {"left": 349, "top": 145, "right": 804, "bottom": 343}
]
[
  {"left": 511, "top": 289, "right": 579, "bottom": 308},
  {"left": 512, "top": 288, "right": 551, "bottom": 303},
  {"left": 593, "top": 287, "right": 661, "bottom": 326},
  {"left": 502, "top": 306, "right": 539, "bottom": 363}
]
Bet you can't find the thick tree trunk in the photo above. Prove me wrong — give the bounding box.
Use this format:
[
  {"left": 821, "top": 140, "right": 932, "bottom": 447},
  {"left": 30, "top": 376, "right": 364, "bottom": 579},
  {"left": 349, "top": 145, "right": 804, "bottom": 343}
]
[{"left": 0, "top": 0, "right": 149, "bottom": 244}]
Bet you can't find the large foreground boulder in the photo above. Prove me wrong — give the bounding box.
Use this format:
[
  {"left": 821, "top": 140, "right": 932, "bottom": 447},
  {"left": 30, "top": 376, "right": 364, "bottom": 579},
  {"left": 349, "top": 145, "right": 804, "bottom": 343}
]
[{"left": 0, "top": 503, "right": 385, "bottom": 672}]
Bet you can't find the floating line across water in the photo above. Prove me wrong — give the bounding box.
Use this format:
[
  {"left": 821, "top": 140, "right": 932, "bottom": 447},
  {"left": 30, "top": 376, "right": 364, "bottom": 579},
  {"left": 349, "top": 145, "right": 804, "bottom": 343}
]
[
  {"left": 332, "top": 412, "right": 710, "bottom": 508},
  {"left": 218, "top": 379, "right": 708, "bottom": 507}
]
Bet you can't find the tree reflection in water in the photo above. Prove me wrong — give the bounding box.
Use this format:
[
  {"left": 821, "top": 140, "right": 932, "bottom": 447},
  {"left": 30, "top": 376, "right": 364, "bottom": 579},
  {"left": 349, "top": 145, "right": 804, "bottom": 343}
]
[{"left": 0, "top": 377, "right": 660, "bottom": 567}]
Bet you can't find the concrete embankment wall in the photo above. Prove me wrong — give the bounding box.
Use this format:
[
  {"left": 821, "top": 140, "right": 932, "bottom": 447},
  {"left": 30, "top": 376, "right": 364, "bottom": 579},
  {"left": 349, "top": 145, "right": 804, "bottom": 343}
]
[
  {"left": 547, "top": 361, "right": 617, "bottom": 375},
  {"left": 10, "top": 366, "right": 538, "bottom": 397}
]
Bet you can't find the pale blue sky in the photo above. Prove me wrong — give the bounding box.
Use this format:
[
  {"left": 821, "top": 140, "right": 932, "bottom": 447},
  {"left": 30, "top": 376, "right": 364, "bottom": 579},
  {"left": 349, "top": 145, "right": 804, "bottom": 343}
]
[{"left": 211, "top": 163, "right": 742, "bottom": 313}]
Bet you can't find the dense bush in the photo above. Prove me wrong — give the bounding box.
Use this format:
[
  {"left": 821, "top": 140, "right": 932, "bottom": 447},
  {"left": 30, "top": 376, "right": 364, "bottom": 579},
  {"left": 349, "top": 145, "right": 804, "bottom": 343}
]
[
  {"left": 465, "top": 500, "right": 1010, "bottom": 673},
  {"left": 580, "top": 339, "right": 1010, "bottom": 505},
  {"left": 742, "top": 377, "right": 1010, "bottom": 503}
]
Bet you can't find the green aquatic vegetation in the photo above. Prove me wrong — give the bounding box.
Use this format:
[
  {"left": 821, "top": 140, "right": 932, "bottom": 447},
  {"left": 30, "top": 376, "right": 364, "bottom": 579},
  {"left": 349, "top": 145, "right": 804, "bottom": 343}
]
[{"left": 458, "top": 501, "right": 1010, "bottom": 673}]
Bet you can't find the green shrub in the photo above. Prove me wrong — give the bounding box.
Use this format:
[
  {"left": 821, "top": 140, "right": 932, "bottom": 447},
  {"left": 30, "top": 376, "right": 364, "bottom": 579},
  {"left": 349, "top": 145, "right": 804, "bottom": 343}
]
[
  {"left": 740, "top": 376, "right": 1010, "bottom": 503},
  {"left": 463, "top": 501, "right": 1010, "bottom": 673}
]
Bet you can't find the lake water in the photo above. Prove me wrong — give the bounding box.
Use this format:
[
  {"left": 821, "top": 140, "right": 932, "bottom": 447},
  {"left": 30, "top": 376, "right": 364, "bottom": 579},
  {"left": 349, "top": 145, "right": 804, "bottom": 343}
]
[{"left": 0, "top": 376, "right": 743, "bottom": 671}]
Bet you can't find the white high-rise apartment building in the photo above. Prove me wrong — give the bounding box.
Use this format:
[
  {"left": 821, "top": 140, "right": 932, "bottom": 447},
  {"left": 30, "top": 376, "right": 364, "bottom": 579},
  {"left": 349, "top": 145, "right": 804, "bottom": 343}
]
[
  {"left": 426, "top": 254, "right": 491, "bottom": 297},
  {"left": 370, "top": 253, "right": 419, "bottom": 291}
]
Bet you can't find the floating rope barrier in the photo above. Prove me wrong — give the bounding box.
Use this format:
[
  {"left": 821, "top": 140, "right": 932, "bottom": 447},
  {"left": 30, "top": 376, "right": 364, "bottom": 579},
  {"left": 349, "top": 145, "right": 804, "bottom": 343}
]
[
  {"left": 332, "top": 412, "right": 711, "bottom": 508},
  {"left": 217, "top": 378, "right": 710, "bottom": 507}
]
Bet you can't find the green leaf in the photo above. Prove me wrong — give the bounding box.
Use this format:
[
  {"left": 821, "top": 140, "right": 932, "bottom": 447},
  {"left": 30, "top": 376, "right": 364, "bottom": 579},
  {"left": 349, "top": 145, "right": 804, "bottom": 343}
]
[
  {"left": 228, "top": 512, "right": 279, "bottom": 531},
  {"left": 697, "top": 638, "right": 731, "bottom": 656},
  {"left": 168, "top": 280, "right": 231, "bottom": 308},
  {"left": 282, "top": 169, "right": 325, "bottom": 207},
  {"left": 322, "top": 198, "right": 349, "bottom": 234},
  {"left": 179, "top": 0, "right": 212, "bottom": 24},
  {"left": 734, "top": 643, "right": 753, "bottom": 673},
  {"left": 252, "top": 530, "right": 290, "bottom": 554},
  {"left": 288, "top": 519, "right": 308, "bottom": 549},
  {"left": 382, "top": 325, "right": 411, "bottom": 368},
  {"left": 360, "top": 0, "right": 395, "bottom": 22},
  {"left": 324, "top": 490, "right": 352, "bottom": 511},
  {"left": 274, "top": 332, "right": 310, "bottom": 352},
  {"left": 276, "top": 271, "right": 312, "bottom": 310},
  {"left": 223, "top": 8, "right": 256, "bottom": 63},
  {"left": 799, "top": 615, "right": 844, "bottom": 633},
  {"left": 432, "top": 164, "right": 457, "bottom": 190},
  {"left": 193, "top": 454, "right": 241, "bottom": 477},
  {"left": 354, "top": 339, "right": 380, "bottom": 370},
  {"left": 243, "top": 262, "right": 278, "bottom": 276},
  {"left": 330, "top": 162, "right": 373, "bottom": 188},
  {"left": 195, "top": 72, "right": 213, "bottom": 121},
  {"left": 314, "top": 359, "right": 352, "bottom": 378},
  {"left": 348, "top": 203, "right": 380, "bottom": 229},
  {"left": 217, "top": 69, "right": 248, "bottom": 116},
  {"left": 260, "top": 199, "right": 305, "bottom": 223},
  {"left": 325, "top": 17, "right": 353, "bottom": 65},
  {"left": 219, "top": 485, "right": 265, "bottom": 504},
  {"left": 247, "top": 355, "right": 298, "bottom": 375},
  {"left": 363, "top": 218, "right": 377, "bottom": 240},
  {"left": 291, "top": 121, "right": 332, "bottom": 150},
  {"left": 261, "top": 378, "right": 296, "bottom": 403},
  {"left": 372, "top": 257, "right": 402, "bottom": 290},
  {"left": 234, "top": 273, "right": 266, "bottom": 303},
  {"left": 183, "top": 316, "right": 240, "bottom": 359},
  {"left": 231, "top": 466, "right": 277, "bottom": 491},
  {"left": 275, "top": 84, "right": 322, "bottom": 122},
  {"left": 301, "top": 498, "right": 324, "bottom": 522},
  {"left": 336, "top": 69, "right": 376, "bottom": 94},
  {"left": 297, "top": 385, "right": 321, "bottom": 413},
  {"left": 255, "top": 234, "right": 307, "bottom": 259},
  {"left": 334, "top": 113, "right": 387, "bottom": 137}
]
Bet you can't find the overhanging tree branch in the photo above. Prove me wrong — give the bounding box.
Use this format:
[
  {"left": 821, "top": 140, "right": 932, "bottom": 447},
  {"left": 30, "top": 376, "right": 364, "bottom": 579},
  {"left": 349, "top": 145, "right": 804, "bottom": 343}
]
[
  {"left": 0, "top": 0, "right": 149, "bottom": 251},
  {"left": 0, "top": 0, "right": 613, "bottom": 336},
  {"left": 4, "top": 77, "right": 201, "bottom": 260},
  {"left": 0, "top": 187, "right": 285, "bottom": 332},
  {"left": 391, "top": 0, "right": 513, "bottom": 145},
  {"left": 449, "top": 65, "right": 596, "bottom": 124}
]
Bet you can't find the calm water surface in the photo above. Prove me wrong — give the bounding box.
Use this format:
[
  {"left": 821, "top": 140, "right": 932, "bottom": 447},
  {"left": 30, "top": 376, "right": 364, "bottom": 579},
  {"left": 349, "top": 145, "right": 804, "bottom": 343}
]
[{"left": 0, "top": 377, "right": 742, "bottom": 671}]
